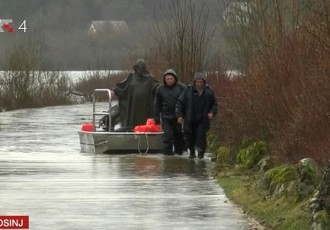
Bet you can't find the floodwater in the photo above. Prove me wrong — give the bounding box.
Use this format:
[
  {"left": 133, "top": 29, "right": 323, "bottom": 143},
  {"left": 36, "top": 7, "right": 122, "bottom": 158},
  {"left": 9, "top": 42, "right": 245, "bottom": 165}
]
[{"left": 0, "top": 103, "right": 250, "bottom": 229}]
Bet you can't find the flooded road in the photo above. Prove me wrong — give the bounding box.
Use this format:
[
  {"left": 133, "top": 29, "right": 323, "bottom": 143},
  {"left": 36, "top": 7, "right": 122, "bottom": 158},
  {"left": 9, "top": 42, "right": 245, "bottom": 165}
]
[{"left": 0, "top": 104, "right": 249, "bottom": 229}]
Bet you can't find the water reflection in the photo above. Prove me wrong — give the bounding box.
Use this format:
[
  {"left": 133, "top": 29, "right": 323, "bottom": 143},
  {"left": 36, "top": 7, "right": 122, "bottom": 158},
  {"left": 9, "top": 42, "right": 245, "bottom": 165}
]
[
  {"left": 115, "top": 155, "right": 209, "bottom": 179},
  {"left": 162, "top": 156, "right": 208, "bottom": 178},
  {"left": 133, "top": 155, "right": 162, "bottom": 177}
]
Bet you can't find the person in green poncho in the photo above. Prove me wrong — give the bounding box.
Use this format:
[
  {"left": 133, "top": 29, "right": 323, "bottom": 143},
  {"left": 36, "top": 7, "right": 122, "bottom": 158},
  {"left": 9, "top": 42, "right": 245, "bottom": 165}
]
[{"left": 112, "top": 59, "right": 160, "bottom": 130}]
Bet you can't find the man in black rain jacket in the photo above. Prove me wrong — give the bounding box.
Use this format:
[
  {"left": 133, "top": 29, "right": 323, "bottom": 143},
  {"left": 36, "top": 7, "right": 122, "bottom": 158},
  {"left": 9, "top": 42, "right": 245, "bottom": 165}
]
[
  {"left": 154, "top": 69, "right": 185, "bottom": 155},
  {"left": 176, "top": 72, "right": 218, "bottom": 159}
]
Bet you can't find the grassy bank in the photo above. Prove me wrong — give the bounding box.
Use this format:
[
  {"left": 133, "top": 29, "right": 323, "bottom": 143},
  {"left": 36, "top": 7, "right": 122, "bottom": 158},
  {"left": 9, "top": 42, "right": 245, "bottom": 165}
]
[
  {"left": 215, "top": 168, "right": 310, "bottom": 229},
  {"left": 208, "top": 138, "right": 330, "bottom": 229}
]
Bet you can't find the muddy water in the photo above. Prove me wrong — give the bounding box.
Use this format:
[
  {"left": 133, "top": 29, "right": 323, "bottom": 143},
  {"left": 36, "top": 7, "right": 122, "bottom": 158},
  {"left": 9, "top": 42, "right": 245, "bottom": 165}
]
[{"left": 0, "top": 104, "right": 249, "bottom": 229}]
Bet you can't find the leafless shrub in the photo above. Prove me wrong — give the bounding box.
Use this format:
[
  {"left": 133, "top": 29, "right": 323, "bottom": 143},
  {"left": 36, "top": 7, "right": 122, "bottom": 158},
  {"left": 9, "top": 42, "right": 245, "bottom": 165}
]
[
  {"left": 217, "top": 0, "right": 330, "bottom": 167},
  {"left": 150, "top": 0, "right": 215, "bottom": 83},
  {"left": 0, "top": 34, "right": 73, "bottom": 110}
]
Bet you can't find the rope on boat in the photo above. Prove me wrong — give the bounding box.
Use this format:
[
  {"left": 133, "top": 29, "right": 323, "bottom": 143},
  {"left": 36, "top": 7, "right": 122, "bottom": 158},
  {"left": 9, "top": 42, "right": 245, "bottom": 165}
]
[{"left": 134, "top": 133, "right": 150, "bottom": 154}]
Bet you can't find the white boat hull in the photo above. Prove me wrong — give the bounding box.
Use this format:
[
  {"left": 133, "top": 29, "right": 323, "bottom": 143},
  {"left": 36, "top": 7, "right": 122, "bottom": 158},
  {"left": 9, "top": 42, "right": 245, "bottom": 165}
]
[{"left": 78, "top": 131, "right": 163, "bottom": 154}]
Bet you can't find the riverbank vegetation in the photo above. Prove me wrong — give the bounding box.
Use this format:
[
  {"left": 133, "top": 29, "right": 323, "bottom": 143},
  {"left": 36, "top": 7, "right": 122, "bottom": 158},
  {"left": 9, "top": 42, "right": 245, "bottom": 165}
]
[
  {"left": 0, "top": 35, "right": 74, "bottom": 110},
  {"left": 206, "top": 1, "right": 329, "bottom": 228},
  {"left": 209, "top": 138, "right": 330, "bottom": 229},
  {"left": 208, "top": 0, "right": 329, "bottom": 168}
]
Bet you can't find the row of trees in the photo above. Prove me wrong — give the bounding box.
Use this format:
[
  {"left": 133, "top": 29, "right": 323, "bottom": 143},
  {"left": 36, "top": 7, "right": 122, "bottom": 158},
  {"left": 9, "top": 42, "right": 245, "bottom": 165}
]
[
  {"left": 0, "top": 35, "right": 73, "bottom": 110},
  {"left": 214, "top": 0, "right": 330, "bottom": 166}
]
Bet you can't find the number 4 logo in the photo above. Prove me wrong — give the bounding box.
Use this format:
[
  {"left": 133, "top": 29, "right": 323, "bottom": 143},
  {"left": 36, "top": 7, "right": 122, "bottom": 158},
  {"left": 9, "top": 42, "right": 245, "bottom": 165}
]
[
  {"left": 0, "top": 19, "right": 27, "bottom": 32},
  {"left": 19, "top": 20, "right": 27, "bottom": 32}
]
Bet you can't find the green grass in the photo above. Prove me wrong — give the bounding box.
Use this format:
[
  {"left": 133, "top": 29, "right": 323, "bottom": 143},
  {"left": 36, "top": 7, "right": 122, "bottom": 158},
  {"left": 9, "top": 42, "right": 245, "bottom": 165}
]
[{"left": 217, "top": 172, "right": 311, "bottom": 229}]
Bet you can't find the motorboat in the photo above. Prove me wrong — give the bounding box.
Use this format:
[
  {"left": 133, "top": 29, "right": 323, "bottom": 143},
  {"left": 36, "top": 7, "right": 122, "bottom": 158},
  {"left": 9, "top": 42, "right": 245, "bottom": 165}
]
[{"left": 78, "top": 89, "right": 163, "bottom": 154}]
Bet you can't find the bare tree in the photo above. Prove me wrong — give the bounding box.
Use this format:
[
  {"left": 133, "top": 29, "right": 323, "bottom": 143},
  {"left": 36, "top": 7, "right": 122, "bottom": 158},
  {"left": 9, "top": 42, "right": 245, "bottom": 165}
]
[
  {"left": 1, "top": 34, "right": 45, "bottom": 108},
  {"left": 0, "top": 33, "right": 73, "bottom": 110},
  {"left": 218, "top": 0, "right": 330, "bottom": 165},
  {"left": 150, "top": 0, "right": 214, "bottom": 83},
  {"left": 222, "top": 0, "right": 312, "bottom": 70}
]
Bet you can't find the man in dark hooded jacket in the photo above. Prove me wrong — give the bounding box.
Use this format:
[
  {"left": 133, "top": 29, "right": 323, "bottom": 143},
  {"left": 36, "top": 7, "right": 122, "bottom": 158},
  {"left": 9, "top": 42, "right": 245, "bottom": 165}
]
[
  {"left": 112, "top": 59, "right": 160, "bottom": 129},
  {"left": 176, "top": 72, "right": 218, "bottom": 159},
  {"left": 154, "top": 69, "right": 185, "bottom": 155}
]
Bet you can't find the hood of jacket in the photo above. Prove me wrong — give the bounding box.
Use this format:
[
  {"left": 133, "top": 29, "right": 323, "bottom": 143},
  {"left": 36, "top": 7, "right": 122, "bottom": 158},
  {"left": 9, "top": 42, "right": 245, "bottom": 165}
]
[
  {"left": 163, "top": 69, "right": 178, "bottom": 86},
  {"left": 133, "top": 59, "right": 149, "bottom": 76}
]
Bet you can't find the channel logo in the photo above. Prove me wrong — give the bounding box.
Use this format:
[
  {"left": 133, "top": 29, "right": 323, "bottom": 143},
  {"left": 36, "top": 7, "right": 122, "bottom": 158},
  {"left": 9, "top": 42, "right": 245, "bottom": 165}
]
[
  {"left": 0, "top": 19, "right": 13, "bottom": 32},
  {"left": 0, "top": 216, "right": 29, "bottom": 229},
  {"left": 0, "top": 19, "right": 27, "bottom": 33}
]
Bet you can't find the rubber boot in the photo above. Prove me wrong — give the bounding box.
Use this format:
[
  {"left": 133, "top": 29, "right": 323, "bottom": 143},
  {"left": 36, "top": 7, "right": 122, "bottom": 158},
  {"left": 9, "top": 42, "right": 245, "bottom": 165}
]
[
  {"left": 189, "top": 148, "right": 196, "bottom": 158},
  {"left": 197, "top": 147, "right": 204, "bottom": 159},
  {"left": 163, "top": 145, "right": 174, "bottom": 155},
  {"left": 174, "top": 145, "right": 183, "bottom": 155},
  {"left": 176, "top": 151, "right": 183, "bottom": 155}
]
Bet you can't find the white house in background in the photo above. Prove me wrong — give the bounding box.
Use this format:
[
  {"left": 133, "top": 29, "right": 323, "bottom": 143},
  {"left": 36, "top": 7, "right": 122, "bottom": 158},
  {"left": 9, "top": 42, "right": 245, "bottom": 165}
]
[{"left": 88, "top": 20, "right": 129, "bottom": 36}]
